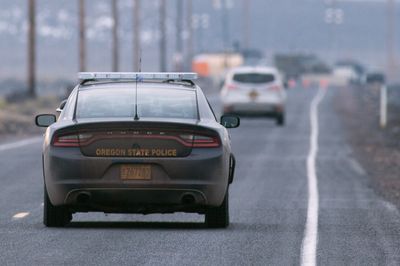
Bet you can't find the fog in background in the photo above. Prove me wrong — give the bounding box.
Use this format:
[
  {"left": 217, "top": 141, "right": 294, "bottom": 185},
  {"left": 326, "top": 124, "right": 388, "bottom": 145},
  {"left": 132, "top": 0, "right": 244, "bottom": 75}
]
[{"left": 0, "top": 0, "right": 399, "bottom": 81}]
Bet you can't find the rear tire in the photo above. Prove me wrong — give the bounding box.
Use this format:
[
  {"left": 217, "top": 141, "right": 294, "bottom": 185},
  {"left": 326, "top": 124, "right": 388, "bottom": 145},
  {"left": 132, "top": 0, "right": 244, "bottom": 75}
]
[
  {"left": 276, "top": 113, "right": 285, "bottom": 126},
  {"left": 205, "top": 190, "right": 229, "bottom": 228},
  {"left": 43, "top": 186, "right": 72, "bottom": 227}
]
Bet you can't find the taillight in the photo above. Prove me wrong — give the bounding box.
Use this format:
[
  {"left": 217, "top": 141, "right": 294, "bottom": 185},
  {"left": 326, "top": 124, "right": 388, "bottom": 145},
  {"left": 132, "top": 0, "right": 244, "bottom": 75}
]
[
  {"left": 53, "top": 131, "right": 219, "bottom": 148},
  {"left": 227, "top": 83, "right": 237, "bottom": 90},
  {"left": 52, "top": 133, "right": 92, "bottom": 147},
  {"left": 179, "top": 134, "right": 220, "bottom": 148}
]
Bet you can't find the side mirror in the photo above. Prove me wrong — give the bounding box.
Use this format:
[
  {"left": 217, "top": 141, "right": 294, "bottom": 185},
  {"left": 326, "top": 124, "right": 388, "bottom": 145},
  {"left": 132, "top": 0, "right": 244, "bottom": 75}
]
[
  {"left": 56, "top": 99, "right": 67, "bottom": 113},
  {"left": 35, "top": 114, "right": 56, "bottom": 127},
  {"left": 221, "top": 115, "right": 240, "bottom": 128}
]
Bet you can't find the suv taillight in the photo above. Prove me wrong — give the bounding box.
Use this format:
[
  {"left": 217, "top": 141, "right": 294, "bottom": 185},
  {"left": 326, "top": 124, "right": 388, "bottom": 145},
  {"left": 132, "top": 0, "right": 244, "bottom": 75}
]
[{"left": 227, "top": 84, "right": 237, "bottom": 90}]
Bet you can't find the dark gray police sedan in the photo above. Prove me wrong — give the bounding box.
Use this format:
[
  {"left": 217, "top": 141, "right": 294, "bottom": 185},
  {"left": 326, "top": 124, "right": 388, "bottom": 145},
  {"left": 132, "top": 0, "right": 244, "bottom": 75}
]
[{"left": 35, "top": 72, "right": 240, "bottom": 228}]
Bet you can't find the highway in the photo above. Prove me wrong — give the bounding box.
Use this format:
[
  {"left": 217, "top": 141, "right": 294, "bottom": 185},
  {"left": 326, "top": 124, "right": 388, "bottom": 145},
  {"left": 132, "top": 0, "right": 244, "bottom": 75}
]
[{"left": 1, "top": 87, "right": 400, "bottom": 265}]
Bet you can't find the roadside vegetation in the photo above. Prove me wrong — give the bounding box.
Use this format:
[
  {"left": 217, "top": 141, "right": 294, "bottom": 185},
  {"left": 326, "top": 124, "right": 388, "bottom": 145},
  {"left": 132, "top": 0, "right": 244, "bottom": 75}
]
[
  {"left": 337, "top": 84, "right": 400, "bottom": 207},
  {"left": 0, "top": 96, "right": 59, "bottom": 135}
]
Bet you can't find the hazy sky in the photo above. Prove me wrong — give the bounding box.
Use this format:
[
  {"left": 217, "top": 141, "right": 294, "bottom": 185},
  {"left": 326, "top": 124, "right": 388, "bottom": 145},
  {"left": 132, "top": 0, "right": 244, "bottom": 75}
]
[{"left": 0, "top": 0, "right": 398, "bottom": 81}]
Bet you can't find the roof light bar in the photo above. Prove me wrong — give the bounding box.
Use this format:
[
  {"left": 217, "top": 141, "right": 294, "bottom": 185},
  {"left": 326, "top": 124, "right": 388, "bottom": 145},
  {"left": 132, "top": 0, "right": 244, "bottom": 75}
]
[{"left": 78, "top": 72, "right": 198, "bottom": 81}]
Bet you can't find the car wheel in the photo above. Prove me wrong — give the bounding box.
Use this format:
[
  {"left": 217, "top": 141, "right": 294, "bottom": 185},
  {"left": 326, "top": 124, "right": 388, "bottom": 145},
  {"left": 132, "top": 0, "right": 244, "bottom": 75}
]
[
  {"left": 276, "top": 113, "right": 285, "bottom": 126},
  {"left": 43, "top": 185, "right": 72, "bottom": 227},
  {"left": 205, "top": 190, "right": 229, "bottom": 228}
]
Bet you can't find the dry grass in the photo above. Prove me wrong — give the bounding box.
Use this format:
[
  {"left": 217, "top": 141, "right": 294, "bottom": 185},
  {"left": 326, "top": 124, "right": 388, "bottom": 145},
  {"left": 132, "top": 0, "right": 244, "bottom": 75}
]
[
  {"left": 0, "top": 96, "right": 59, "bottom": 135},
  {"left": 336, "top": 85, "right": 400, "bottom": 207}
]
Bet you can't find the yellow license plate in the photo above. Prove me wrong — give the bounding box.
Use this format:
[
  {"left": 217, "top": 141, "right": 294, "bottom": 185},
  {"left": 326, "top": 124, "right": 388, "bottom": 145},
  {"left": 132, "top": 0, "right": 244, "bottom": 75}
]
[
  {"left": 120, "top": 165, "right": 152, "bottom": 180},
  {"left": 249, "top": 90, "right": 259, "bottom": 100}
]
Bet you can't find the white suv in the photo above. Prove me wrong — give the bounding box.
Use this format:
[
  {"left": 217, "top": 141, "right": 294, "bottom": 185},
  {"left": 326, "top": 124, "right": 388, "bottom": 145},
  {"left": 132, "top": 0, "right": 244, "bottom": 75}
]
[{"left": 221, "top": 66, "right": 287, "bottom": 125}]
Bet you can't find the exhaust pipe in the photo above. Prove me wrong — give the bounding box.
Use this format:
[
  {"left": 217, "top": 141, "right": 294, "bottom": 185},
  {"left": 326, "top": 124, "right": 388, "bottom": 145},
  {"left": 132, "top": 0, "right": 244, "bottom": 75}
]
[
  {"left": 181, "top": 194, "right": 196, "bottom": 205},
  {"left": 76, "top": 192, "right": 91, "bottom": 204}
]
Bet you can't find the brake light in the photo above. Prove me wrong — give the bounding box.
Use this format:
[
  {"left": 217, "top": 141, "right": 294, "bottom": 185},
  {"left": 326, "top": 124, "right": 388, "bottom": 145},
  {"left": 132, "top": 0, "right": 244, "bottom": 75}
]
[
  {"left": 53, "top": 131, "right": 219, "bottom": 148},
  {"left": 52, "top": 133, "right": 92, "bottom": 147},
  {"left": 179, "top": 134, "right": 220, "bottom": 148},
  {"left": 227, "top": 83, "right": 237, "bottom": 90}
]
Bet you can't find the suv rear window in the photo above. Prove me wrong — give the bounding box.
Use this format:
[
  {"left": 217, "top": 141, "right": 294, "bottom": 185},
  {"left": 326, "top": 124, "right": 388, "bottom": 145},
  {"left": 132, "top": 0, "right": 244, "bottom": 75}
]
[
  {"left": 76, "top": 87, "right": 198, "bottom": 119},
  {"left": 233, "top": 73, "right": 275, "bottom": 84}
]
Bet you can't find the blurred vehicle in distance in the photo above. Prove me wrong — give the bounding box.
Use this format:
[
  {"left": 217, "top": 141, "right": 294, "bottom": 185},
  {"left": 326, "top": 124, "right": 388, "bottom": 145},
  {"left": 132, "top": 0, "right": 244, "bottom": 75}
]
[
  {"left": 331, "top": 60, "right": 366, "bottom": 86},
  {"left": 365, "top": 72, "right": 386, "bottom": 86},
  {"left": 331, "top": 65, "right": 358, "bottom": 87},
  {"left": 274, "top": 53, "right": 331, "bottom": 80},
  {"left": 220, "top": 66, "right": 286, "bottom": 126}
]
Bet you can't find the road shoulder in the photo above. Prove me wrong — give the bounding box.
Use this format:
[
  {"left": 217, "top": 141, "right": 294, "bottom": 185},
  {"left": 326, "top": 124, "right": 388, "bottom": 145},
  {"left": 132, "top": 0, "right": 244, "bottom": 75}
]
[{"left": 335, "top": 84, "right": 400, "bottom": 209}]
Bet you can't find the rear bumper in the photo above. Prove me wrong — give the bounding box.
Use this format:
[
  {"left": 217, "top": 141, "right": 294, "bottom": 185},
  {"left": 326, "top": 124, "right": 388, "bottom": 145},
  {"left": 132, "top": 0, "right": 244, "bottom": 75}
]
[
  {"left": 58, "top": 187, "right": 216, "bottom": 214},
  {"left": 43, "top": 147, "right": 229, "bottom": 212}
]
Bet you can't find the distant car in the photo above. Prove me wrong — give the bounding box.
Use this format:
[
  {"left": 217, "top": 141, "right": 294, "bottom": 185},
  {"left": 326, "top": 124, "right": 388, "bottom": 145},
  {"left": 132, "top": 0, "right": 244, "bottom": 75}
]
[
  {"left": 332, "top": 61, "right": 366, "bottom": 86},
  {"left": 220, "top": 67, "right": 287, "bottom": 125},
  {"left": 35, "top": 72, "right": 240, "bottom": 228},
  {"left": 332, "top": 66, "right": 359, "bottom": 86},
  {"left": 365, "top": 72, "right": 385, "bottom": 85}
]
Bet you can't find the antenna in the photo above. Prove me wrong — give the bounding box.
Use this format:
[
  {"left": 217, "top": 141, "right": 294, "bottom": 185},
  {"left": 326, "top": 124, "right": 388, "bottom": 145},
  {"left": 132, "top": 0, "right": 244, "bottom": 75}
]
[{"left": 134, "top": 51, "right": 142, "bottom": 121}]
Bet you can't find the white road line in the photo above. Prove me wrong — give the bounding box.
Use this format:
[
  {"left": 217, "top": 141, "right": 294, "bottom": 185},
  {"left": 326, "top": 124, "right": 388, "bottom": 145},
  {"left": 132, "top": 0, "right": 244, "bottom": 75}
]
[
  {"left": 0, "top": 137, "right": 42, "bottom": 152},
  {"left": 12, "top": 212, "right": 30, "bottom": 219},
  {"left": 301, "top": 88, "right": 327, "bottom": 266}
]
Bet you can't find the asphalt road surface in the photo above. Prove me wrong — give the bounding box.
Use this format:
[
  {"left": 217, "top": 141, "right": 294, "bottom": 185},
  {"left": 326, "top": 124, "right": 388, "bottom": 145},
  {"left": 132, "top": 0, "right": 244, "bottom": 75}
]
[{"left": 1, "top": 87, "right": 400, "bottom": 265}]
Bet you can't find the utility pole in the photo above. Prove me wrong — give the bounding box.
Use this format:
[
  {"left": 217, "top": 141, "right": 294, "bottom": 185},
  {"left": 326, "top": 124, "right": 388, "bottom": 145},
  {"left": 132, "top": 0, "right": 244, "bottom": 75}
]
[
  {"left": 133, "top": 0, "right": 141, "bottom": 71},
  {"left": 222, "top": 0, "right": 232, "bottom": 69},
  {"left": 242, "top": 0, "right": 250, "bottom": 50},
  {"left": 159, "top": 0, "right": 167, "bottom": 72},
  {"left": 79, "top": 0, "right": 86, "bottom": 72},
  {"left": 324, "top": 0, "right": 343, "bottom": 61},
  {"left": 112, "top": 0, "right": 119, "bottom": 72},
  {"left": 27, "top": 0, "right": 36, "bottom": 98},
  {"left": 175, "top": 0, "right": 183, "bottom": 71},
  {"left": 186, "top": 0, "right": 193, "bottom": 71},
  {"left": 387, "top": 0, "right": 396, "bottom": 81}
]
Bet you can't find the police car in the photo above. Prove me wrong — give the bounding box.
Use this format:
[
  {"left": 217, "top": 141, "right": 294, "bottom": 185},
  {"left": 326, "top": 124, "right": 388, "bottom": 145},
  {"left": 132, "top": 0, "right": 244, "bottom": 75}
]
[{"left": 35, "top": 72, "right": 239, "bottom": 228}]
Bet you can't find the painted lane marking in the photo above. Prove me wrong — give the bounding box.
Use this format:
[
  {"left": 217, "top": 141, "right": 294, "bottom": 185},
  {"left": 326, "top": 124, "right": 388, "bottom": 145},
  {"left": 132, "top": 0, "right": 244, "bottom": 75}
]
[
  {"left": 12, "top": 212, "right": 30, "bottom": 219},
  {"left": 0, "top": 137, "right": 42, "bottom": 152},
  {"left": 301, "top": 88, "right": 327, "bottom": 266}
]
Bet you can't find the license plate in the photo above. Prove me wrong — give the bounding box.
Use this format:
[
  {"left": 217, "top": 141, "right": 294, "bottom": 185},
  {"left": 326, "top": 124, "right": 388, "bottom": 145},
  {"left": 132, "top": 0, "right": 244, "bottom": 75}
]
[
  {"left": 249, "top": 90, "right": 259, "bottom": 100},
  {"left": 120, "top": 165, "right": 152, "bottom": 180}
]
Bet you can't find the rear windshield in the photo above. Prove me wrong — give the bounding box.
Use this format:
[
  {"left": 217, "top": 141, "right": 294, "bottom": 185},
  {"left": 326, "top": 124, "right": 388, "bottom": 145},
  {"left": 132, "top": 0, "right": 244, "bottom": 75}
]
[
  {"left": 76, "top": 87, "right": 198, "bottom": 119},
  {"left": 233, "top": 73, "right": 275, "bottom": 84}
]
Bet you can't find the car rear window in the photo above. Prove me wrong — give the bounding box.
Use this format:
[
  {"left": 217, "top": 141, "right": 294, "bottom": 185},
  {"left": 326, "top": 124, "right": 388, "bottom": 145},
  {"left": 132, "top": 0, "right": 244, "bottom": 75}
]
[
  {"left": 233, "top": 73, "right": 275, "bottom": 84},
  {"left": 76, "top": 87, "right": 198, "bottom": 119}
]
